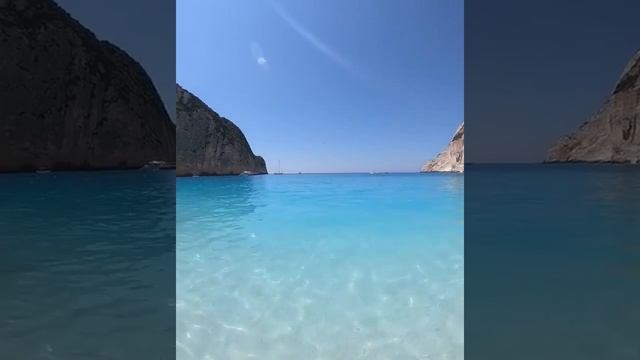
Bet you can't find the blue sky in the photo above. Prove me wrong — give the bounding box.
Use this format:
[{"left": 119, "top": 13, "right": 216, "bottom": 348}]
[{"left": 177, "top": 0, "right": 463, "bottom": 173}]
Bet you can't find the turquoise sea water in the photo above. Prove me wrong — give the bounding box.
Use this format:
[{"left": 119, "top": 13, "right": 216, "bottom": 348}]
[
  {"left": 0, "top": 171, "right": 175, "bottom": 359},
  {"left": 177, "top": 173, "right": 464, "bottom": 359},
  {"left": 466, "top": 164, "right": 640, "bottom": 359}
]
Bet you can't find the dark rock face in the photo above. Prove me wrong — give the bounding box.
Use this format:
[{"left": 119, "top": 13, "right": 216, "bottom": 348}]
[
  {"left": 176, "top": 84, "right": 267, "bottom": 176},
  {"left": 547, "top": 50, "right": 640, "bottom": 163},
  {"left": 0, "top": 0, "right": 176, "bottom": 172},
  {"left": 422, "top": 122, "right": 464, "bottom": 173}
]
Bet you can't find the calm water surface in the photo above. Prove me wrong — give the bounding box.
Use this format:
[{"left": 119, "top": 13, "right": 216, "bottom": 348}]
[
  {"left": 0, "top": 170, "right": 175, "bottom": 359},
  {"left": 466, "top": 164, "right": 640, "bottom": 359},
  {"left": 177, "top": 173, "right": 464, "bottom": 359}
]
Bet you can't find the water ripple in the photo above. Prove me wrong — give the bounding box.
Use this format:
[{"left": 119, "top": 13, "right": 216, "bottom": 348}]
[{"left": 177, "top": 173, "right": 464, "bottom": 359}]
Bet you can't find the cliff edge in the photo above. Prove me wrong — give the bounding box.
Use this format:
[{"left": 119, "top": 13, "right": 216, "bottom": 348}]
[
  {"left": 0, "top": 0, "right": 176, "bottom": 172},
  {"left": 176, "top": 84, "right": 267, "bottom": 176},
  {"left": 422, "top": 123, "right": 464, "bottom": 173},
  {"left": 547, "top": 50, "right": 640, "bottom": 163}
]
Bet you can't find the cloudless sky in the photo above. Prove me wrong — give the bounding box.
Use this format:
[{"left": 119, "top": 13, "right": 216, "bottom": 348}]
[
  {"left": 55, "top": 0, "right": 175, "bottom": 119},
  {"left": 177, "top": 0, "right": 463, "bottom": 173}
]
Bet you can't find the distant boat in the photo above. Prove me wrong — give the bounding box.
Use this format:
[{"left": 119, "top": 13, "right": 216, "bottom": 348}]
[
  {"left": 273, "top": 160, "right": 283, "bottom": 175},
  {"left": 240, "top": 171, "right": 252, "bottom": 176},
  {"left": 36, "top": 169, "right": 51, "bottom": 174}
]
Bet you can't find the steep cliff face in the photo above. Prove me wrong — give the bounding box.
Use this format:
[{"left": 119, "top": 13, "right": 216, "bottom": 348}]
[
  {"left": 547, "top": 51, "right": 640, "bottom": 163},
  {"left": 176, "top": 84, "right": 267, "bottom": 176},
  {"left": 422, "top": 123, "right": 464, "bottom": 173},
  {"left": 0, "top": 0, "right": 176, "bottom": 172}
]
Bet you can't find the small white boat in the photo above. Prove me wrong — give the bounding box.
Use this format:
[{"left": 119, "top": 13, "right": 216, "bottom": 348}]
[{"left": 141, "top": 160, "right": 165, "bottom": 171}]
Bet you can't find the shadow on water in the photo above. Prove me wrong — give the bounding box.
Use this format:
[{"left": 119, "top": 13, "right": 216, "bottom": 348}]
[
  {"left": 0, "top": 170, "right": 175, "bottom": 359},
  {"left": 466, "top": 164, "right": 640, "bottom": 359}
]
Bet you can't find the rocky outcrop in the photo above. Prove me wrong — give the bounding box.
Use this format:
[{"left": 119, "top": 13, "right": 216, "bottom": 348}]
[
  {"left": 422, "top": 123, "right": 464, "bottom": 173},
  {"left": 176, "top": 84, "right": 267, "bottom": 176},
  {"left": 546, "top": 50, "right": 640, "bottom": 163},
  {"left": 0, "top": 0, "right": 176, "bottom": 172}
]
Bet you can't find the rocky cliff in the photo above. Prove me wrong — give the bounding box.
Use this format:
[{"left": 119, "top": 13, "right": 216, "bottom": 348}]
[
  {"left": 546, "top": 50, "right": 640, "bottom": 163},
  {"left": 176, "top": 84, "right": 267, "bottom": 176},
  {"left": 422, "top": 123, "right": 464, "bottom": 173},
  {"left": 0, "top": 0, "right": 176, "bottom": 172}
]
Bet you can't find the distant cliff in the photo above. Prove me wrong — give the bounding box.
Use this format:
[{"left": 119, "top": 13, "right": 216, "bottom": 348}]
[
  {"left": 422, "top": 123, "right": 464, "bottom": 173},
  {"left": 176, "top": 84, "right": 267, "bottom": 176},
  {"left": 0, "top": 0, "right": 176, "bottom": 172},
  {"left": 547, "top": 50, "right": 640, "bottom": 163}
]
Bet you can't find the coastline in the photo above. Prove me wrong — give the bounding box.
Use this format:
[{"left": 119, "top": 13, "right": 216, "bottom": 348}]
[
  {"left": 0, "top": 165, "right": 176, "bottom": 175},
  {"left": 176, "top": 171, "right": 462, "bottom": 177}
]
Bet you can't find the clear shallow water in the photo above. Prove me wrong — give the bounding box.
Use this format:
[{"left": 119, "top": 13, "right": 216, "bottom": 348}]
[
  {"left": 0, "top": 171, "right": 175, "bottom": 359},
  {"left": 466, "top": 164, "right": 640, "bottom": 359},
  {"left": 177, "top": 173, "right": 464, "bottom": 359}
]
